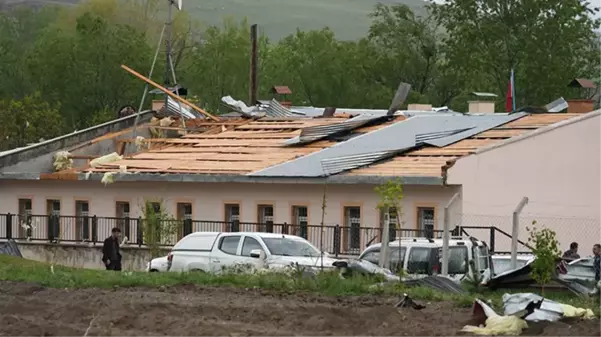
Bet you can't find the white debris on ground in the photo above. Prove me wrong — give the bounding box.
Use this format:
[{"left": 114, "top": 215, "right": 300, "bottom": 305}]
[
  {"left": 90, "top": 152, "right": 123, "bottom": 168},
  {"left": 462, "top": 299, "right": 528, "bottom": 336},
  {"left": 503, "top": 293, "right": 595, "bottom": 322},
  {"left": 53, "top": 151, "right": 73, "bottom": 171}
]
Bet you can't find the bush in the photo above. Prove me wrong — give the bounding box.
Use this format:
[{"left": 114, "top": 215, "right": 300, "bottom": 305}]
[{"left": 527, "top": 220, "right": 561, "bottom": 295}]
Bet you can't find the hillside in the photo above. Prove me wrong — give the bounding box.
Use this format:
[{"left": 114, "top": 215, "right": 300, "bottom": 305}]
[
  {"left": 184, "top": 0, "right": 427, "bottom": 40},
  {"left": 0, "top": 0, "right": 427, "bottom": 40}
]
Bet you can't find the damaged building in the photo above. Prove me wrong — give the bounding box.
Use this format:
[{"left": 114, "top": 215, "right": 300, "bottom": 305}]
[{"left": 0, "top": 90, "right": 598, "bottom": 254}]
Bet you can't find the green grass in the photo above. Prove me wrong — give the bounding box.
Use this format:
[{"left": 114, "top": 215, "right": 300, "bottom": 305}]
[{"left": 0, "top": 255, "right": 598, "bottom": 314}]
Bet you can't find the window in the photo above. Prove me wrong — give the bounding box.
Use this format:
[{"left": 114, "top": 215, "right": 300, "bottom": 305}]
[
  {"left": 224, "top": 204, "right": 240, "bottom": 232},
  {"left": 390, "top": 247, "right": 406, "bottom": 272},
  {"left": 472, "top": 245, "right": 490, "bottom": 271},
  {"left": 177, "top": 203, "right": 193, "bottom": 238},
  {"left": 46, "top": 199, "right": 60, "bottom": 241},
  {"left": 257, "top": 204, "right": 274, "bottom": 233},
  {"left": 448, "top": 246, "right": 468, "bottom": 275},
  {"left": 292, "top": 206, "right": 308, "bottom": 239},
  {"left": 361, "top": 249, "right": 381, "bottom": 265},
  {"left": 416, "top": 207, "right": 435, "bottom": 237},
  {"left": 116, "top": 202, "right": 131, "bottom": 238},
  {"left": 18, "top": 199, "right": 32, "bottom": 238},
  {"left": 219, "top": 235, "right": 241, "bottom": 255},
  {"left": 75, "top": 201, "right": 90, "bottom": 241},
  {"left": 241, "top": 237, "right": 263, "bottom": 256},
  {"left": 263, "top": 237, "right": 320, "bottom": 257},
  {"left": 343, "top": 206, "right": 361, "bottom": 251},
  {"left": 407, "top": 247, "right": 432, "bottom": 274}
]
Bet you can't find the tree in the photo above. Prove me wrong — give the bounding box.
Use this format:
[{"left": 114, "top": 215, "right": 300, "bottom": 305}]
[
  {"left": 28, "top": 11, "right": 152, "bottom": 129},
  {"left": 527, "top": 220, "right": 561, "bottom": 295},
  {"left": 0, "top": 93, "right": 64, "bottom": 151},
  {"left": 430, "top": 0, "right": 601, "bottom": 107},
  {"left": 374, "top": 179, "right": 404, "bottom": 273}
]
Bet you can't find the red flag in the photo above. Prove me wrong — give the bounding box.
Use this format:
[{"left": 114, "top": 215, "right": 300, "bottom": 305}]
[{"left": 505, "top": 76, "right": 513, "bottom": 112}]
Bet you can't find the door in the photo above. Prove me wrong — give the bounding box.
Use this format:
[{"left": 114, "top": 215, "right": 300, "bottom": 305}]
[
  {"left": 46, "top": 199, "right": 60, "bottom": 241},
  {"left": 210, "top": 235, "right": 242, "bottom": 273},
  {"left": 224, "top": 204, "right": 240, "bottom": 232},
  {"left": 257, "top": 205, "right": 274, "bottom": 233},
  {"left": 177, "top": 203, "right": 193, "bottom": 239},
  {"left": 239, "top": 235, "right": 267, "bottom": 267},
  {"left": 292, "top": 206, "right": 308, "bottom": 238},
  {"left": 417, "top": 207, "right": 435, "bottom": 238},
  {"left": 75, "top": 201, "right": 90, "bottom": 241}
]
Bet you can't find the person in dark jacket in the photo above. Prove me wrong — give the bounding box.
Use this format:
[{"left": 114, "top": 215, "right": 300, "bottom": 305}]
[
  {"left": 593, "top": 244, "right": 600, "bottom": 283},
  {"left": 102, "top": 227, "right": 122, "bottom": 271},
  {"left": 562, "top": 242, "right": 580, "bottom": 260}
]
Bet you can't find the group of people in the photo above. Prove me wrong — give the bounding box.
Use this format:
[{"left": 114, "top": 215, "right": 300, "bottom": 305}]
[{"left": 562, "top": 242, "right": 600, "bottom": 284}]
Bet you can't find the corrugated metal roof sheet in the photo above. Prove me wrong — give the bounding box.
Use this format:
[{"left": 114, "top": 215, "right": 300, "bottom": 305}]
[
  {"left": 165, "top": 96, "right": 202, "bottom": 119},
  {"left": 264, "top": 99, "right": 305, "bottom": 118},
  {"left": 284, "top": 114, "right": 383, "bottom": 145},
  {"left": 249, "top": 113, "right": 526, "bottom": 177}
]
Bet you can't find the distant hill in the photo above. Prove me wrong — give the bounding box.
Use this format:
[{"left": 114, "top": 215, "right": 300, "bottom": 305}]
[
  {"left": 184, "top": 0, "right": 427, "bottom": 40},
  {"left": 0, "top": 0, "right": 427, "bottom": 40}
]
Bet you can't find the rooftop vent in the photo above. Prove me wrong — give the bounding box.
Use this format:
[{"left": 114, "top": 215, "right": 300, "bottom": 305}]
[
  {"left": 269, "top": 85, "right": 292, "bottom": 108},
  {"left": 567, "top": 78, "right": 597, "bottom": 114}
]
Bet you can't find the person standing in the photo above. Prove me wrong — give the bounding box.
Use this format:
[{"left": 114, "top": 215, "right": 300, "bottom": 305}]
[
  {"left": 102, "top": 227, "right": 122, "bottom": 271},
  {"left": 593, "top": 244, "right": 600, "bottom": 284},
  {"left": 562, "top": 242, "right": 580, "bottom": 260}
]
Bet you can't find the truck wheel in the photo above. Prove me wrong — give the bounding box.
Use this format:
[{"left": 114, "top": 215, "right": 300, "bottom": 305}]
[
  {"left": 189, "top": 269, "right": 206, "bottom": 273},
  {"left": 150, "top": 269, "right": 159, "bottom": 272}
]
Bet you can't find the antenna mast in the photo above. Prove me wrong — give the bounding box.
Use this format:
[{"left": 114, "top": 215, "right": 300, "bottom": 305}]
[{"left": 164, "top": 0, "right": 174, "bottom": 107}]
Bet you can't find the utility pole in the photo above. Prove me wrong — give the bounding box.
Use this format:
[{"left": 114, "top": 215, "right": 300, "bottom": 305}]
[
  {"left": 249, "top": 24, "right": 258, "bottom": 106},
  {"left": 164, "top": 0, "right": 174, "bottom": 107}
]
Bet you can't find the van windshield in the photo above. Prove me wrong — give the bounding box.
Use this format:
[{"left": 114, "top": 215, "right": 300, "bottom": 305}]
[{"left": 263, "top": 237, "right": 321, "bottom": 257}]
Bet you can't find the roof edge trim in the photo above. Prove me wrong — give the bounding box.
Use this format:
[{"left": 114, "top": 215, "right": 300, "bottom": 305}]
[
  {"left": 471, "top": 110, "right": 601, "bottom": 157},
  {"left": 0, "top": 172, "right": 443, "bottom": 185}
]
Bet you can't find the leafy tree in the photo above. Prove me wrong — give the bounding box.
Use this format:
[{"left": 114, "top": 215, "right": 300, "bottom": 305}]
[
  {"left": 430, "top": 0, "right": 601, "bottom": 107},
  {"left": 375, "top": 179, "right": 404, "bottom": 273},
  {"left": 527, "top": 220, "right": 561, "bottom": 295},
  {"left": 28, "top": 11, "right": 152, "bottom": 129},
  {"left": 0, "top": 93, "right": 64, "bottom": 151}
]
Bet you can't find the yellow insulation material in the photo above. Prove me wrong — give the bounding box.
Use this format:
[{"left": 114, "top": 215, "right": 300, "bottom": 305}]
[
  {"left": 90, "top": 152, "right": 123, "bottom": 168},
  {"left": 53, "top": 151, "right": 73, "bottom": 171}
]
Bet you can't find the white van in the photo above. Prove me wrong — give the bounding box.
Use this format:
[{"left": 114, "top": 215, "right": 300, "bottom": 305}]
[
  {"left": 358, "top": 236, "right": 492, "bottom": 282},
  {"left": 166, "top": 231, "right": 339, "bottom": 273}
]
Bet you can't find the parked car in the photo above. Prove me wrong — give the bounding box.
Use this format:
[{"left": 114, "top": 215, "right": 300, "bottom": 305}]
[
  {"left": 146, "top": 255, "right": 169, "bottom": 272},
  {"left": 358, "top": 236, "right": 492, "bottom": 282},
  {"left": 491, "top": 254, "right": 534, "bottom": 276},
  {"left": 166, "top": 232, "right": 339, "bottom": 273}
]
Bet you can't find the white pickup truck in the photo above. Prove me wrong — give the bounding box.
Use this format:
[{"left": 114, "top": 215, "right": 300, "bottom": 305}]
[{"left": 165, "top": 231, "right": 339, "bottom": 273}]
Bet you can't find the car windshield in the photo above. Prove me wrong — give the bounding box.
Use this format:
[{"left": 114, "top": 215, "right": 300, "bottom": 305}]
[
  {"left": 263, "top": 237, "right": 321, "bottom": 257},
  {"left": 447, "top": 246, "right": 468, "bottom": 274}
]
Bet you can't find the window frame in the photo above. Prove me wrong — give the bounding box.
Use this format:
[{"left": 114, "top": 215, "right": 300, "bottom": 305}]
[
  {"left": 218, "top": 235, "right": 242, "bottom": 255},
  {"left": 241, "top": 236, "right": 264, "bottom": 257}
]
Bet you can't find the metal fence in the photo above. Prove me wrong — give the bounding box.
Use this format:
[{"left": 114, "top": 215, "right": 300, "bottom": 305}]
[{"left": 0, "top": 213, "right": 443, "bottom": 256}]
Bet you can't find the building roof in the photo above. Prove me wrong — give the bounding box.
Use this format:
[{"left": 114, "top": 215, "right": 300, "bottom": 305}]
[{"left": 45, "top": 112, "right": 582, "bottom": 184}]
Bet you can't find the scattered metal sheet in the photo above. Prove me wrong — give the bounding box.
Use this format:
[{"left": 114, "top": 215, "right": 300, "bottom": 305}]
[
  {"left": 221, "top": 95, "right": 261, "bottom": 118},
  {"left": 166, "top": 96, "right": 202, "bottom": 119},
  {"left": 402, "top": 275, "right": 468, "bottom": 294},
  {"left": 395, "top": 294, "right": 426, "bottom": 310},
  {"left": 503, "top": 292, "right": 595, "bottom": 321},
  {"left": 284, "top": 114, "right": 383, "bottom": 146},
  {"left": 544, "top": 97, "right": 569, "bottom": 113},
  {"left": 250, "top": 113, "right": 527, "bottom": 177},
  {"left": 0, "top": 240, "right": 22, "bottom": 257},
  {"left": 264, "top": 99, "right": 305, "bottom": 118}
]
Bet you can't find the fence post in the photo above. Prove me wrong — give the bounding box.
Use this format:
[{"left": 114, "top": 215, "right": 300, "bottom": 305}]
[
  {"left": 442, "top": 192, "right": 460, "bottom": 276},
  {"left": 91, "top": 215, "right": 98, "bottom": 244},
  {"left": 137, "top": 216, "right": 144, "bottom": 247},
  {"left": 333, "top": 224, "right": 341, "bottom": 257},
  {"left": 379, "top": 208, "right": 390, "bottom": 269},
  {"left": 489, "top": 227, "right": 496, "bottom": 253},
  {"left": 511, "top": 197, "right": 529, "bottom": 269},
  {"left": 6, "top": 213, "right": 12, "bottom": 240}
]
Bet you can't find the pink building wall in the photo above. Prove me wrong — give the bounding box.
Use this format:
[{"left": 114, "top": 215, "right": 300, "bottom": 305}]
[
  {"left": 448, "top": 112, "right": 601, "bottom": 252},
  {"left": 0, "top": 180, "right": 460, "bottom": 250}
]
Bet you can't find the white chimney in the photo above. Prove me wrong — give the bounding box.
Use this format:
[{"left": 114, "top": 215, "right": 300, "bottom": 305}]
[
  {"left": 468, "top": 101, "right": 496, "bottom": 113},
  {"left": 408, "top": 103, "right": 433, "bottom": 111},
  {"left": 469, "top": 92, "right": 498, "bottom": 114}
]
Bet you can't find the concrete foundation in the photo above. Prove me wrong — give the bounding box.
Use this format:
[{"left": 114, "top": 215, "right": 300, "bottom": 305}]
[{"left": 10, "top": 241, "right": 169, "bottom": 271}]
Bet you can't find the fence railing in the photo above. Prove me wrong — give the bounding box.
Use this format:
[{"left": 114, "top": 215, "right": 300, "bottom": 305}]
[{"left": 0, "top": 213, "right": 446, "bottom": 256}]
